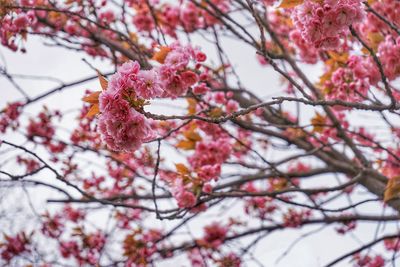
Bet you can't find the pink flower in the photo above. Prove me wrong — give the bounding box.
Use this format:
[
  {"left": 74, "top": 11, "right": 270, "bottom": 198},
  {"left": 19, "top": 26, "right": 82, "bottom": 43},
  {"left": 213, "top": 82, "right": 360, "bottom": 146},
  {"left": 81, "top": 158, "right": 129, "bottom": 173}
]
[
  {"left": 226, "top": 99, "right": 239, "bottom": 114},
  {"left": 348, "top": 55, "right": 380, "bottom": 85},
  {"left": 377, "top": 36, "right": 400, "bottom": 80},
  {"left": 176, "top": 190, "right": 197, "bottom": 208},
  {"left": 181, "top": 70, "right": 198, "bottom": 87},
  {"left": 118, "top": 61, "right": 140, "bottom": 79},
  {"left": 170, "top": 180, "right": 196, "bottom": 208},
  {"left": 195, "top": 51, "right": 207, "bottom": 62},
  {"left": 189, "top": 138, "right": 231, "bottom": 181},
  {"left": 203, "top": 183, "right": 213, "bottom": 193},
  {"left": 164, "top": 44, "right": 192, "bottom": 70},
  {"left": 180, "top": 2, "right": 203, "bottom": 32},
  {"left": 324, "top": 67, "right": 368, "bottom": 103},
  {"left": 134, "top": 69, "right": 163, "bottom": 99},
  {"left": 162, "top": 75, "right": 187, "bottom": 98},
  {"left": 133, "top": 11, "right": 154, "bottom": 32},
  {"left": 199, "top": 223, "right": 228, "bottom": 248},
  {"left": 13, "top": 14, "right": 29, "bottom": 28},
  {"left": 193, "top": 83, "right": 210, "bottom": 95},
  {"left": 198, "top": 164, "right": 221, "bottom": 181},
  {"left": 292, "top": 0, "right": 364, "bottom": 49},
  {"left": 98, "top": 98, "right": 154, "bottom": 152}
]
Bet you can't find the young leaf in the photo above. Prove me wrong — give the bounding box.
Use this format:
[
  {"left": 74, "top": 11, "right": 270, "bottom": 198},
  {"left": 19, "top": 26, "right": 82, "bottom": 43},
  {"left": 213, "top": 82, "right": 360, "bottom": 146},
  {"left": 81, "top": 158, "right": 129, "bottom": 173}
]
[
  {"left": 97, "top": 70, "right": 108, "bottom": 91},
  {"left": 152, "top": 46, "right": 172, "bottom": 64},
  {"left": 311, "top": 112, "right": 326, "bottom": 133},
  {"left": 384, "top": 176, "right": 400, "bottom": 202},
  {"left": 176, "top": 140, "right": 196, "bottom": 150},
  {"left": 85, "top": 103, "right": 99, "bottom": 118},
  {"left": 278, "top": 0, "right": 304, "bottom": 8},
  {"left": 82, "top": 91, "right": 101, "bottom": 104},
  {"left": 175, "top": 163, "right": 190, "bottom": 175}
]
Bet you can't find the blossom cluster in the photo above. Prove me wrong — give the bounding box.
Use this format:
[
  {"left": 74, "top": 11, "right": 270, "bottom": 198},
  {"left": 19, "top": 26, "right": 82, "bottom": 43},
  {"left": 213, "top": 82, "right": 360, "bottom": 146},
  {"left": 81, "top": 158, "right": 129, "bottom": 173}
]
[
  {"left": 188, "top": 138, "right": 232, "bottom": 181},
  {"left": 360, "top": 0, "right": 400, "bottom": 35},
  {"left": 197, "top": 222, "right": 229, "bottom": 249},
  {"left": 98, "top": 43, "right": 206, "bottom": 152},
  {"left": 123, "top": 228, "right": 162, "bottom": 266},
  {"left": 353, "top": 253, "right": 385, "bottom": 267},
  {"left": 242, "top": 182, "right": 277, "bottom": 219},
  {"left": 26, "top": 108, "right": 66, "bottom": 154},
  {"left": 377, "top": 36, "right": 400, "bottom": 81},
  {"left": 60, "top": 230, "right": 106, "bottom": 265},
  {"left": 291, "top": 0, "right": 364, "bottom": 49},
  {"left": 0, "top": 102, "right": 22, "bottom": 133},
  {"left": 0, "top": 232, "right": 30, "bottom": 263},
  {"left": 127, "top": 0, "right": 230, "bottom": 37},
  {"left": 0, "top": 8, "right": 37, "bottom": 52},
  {"left": 161, "top": 123, "right": 232, "bottom": 208},
  {"left": 324, "top": 67, "right": 369, "bottom": 103}
]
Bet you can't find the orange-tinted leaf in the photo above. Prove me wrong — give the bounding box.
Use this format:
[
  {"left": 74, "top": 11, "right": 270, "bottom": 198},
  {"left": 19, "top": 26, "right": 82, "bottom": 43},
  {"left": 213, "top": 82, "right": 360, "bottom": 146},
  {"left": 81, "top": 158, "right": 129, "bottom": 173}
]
[
  {"left": 278, "top": 0, "right": 304, "bottom": 8},
  {"left": 85, "top": 104, "right": 99, "bottom": 118},
  {"left": 311, "top": 112, "right": 326, "bottom": 133},
  {"left": 183, "top": 130, "right": 202, "bottom": 142},
  {"left": 367, "top": 32, "right": 384, "bottom": 51},
  {"left": 152, "top": 46, "right": 172, "bottom": 64},
  {"left": 327, "top": 51, "right": 349, "bottom": 64},
  {"left": 82, "top": 91, "right": 101, "bottom": 104},
  {"left": 384, "top": 176, "right": 400, "bottom": 202},
  {"left": 209, "top": 107, "right": 223, "bottom": 118},
  {"left": 285, "top": 127, "right": 306, "bottom": 139},
  {"left": 271, "top": 178, "right": 289, "bottom": 191},
  {"left": 187, "top": 98, "right": 197, "bottom": 115},
  {"left": 175, "top": 163, "right": 190, "bottom": 175},
  {"left": 176, "top": 140, "right": 196, "bottom": 150},
  {"left": 129, "top": 32, "right": 138, "bottom": 42},
  {"left": 97, "top": 71, "right": 108, "bottom": 91}
]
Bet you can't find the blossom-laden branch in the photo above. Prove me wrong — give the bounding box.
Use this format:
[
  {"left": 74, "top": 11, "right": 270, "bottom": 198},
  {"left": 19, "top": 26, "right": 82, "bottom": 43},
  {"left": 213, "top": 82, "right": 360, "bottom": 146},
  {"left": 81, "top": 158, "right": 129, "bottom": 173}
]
[{"left": 1, "top": 0, "right": 400, "bottom": 266}]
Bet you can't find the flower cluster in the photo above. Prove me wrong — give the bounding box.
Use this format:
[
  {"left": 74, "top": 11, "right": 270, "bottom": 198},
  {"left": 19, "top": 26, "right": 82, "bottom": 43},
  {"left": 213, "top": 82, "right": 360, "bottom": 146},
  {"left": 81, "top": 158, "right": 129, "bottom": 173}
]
[
  {"left": 26, "top": 108, "right": 66, "bottom": 154},
  {"left": 243, "top": 183, "right": 277, "bottom": 219},
  {"left": 360, "top": 0, "right": 400, "bottom": 35},
  {"left": 335, "top": 219, "right": 356, "bottom": 235},
  {"left": 347, "top": 55, "right": 380, "bottom": 86},
  {"left": 188, "top": 138, "right": 232, "bottom": 181},
  {"left": 353, "top": 253, "right": 385, "bottom": 267},
  {"left": 0, "top": 232, "right": 30, "bottom": 263},
  {"left": 289, "top": 30, "right": 319, "bottom": 63},
  {"left": 0, "top": 9, "right": 37, "bottom": 51},
  {"left": 170, "top": 178, "right": 198, "bottom": 208},
  {"left": 377, "top": 36, "right": 400, "bottom": 81},
  {"left": 180, "top": 0, "right": 230, "bottom": 32},
  {"left": 123, "top": 228, "right": 162, "bottom": 266},
  {"left": 197, "top": 222, "right": 229, "bottom": 249},
  {"left": 283, "top": 208, "right": 312, "bottom": 228},
  {"left": 98, "top": 43, "right": 206, "bottom": 152},
  {"left": 0, "top": 102, "right": 22, "bottom": 133},
  {"left": 60, "top": 230, "right": 106, "bottom": 265},
  {"left": 160, "top": 122, "right": 232, "bottom": 208},
  {"left": 292, "top": 0, "right": 364, "bottom": 49},
  {"left": 98, "top": 92, "right": 154, "bottom": 152},
  {"left": 324, "top": 67, "right": 369, "bottom": 102}
]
